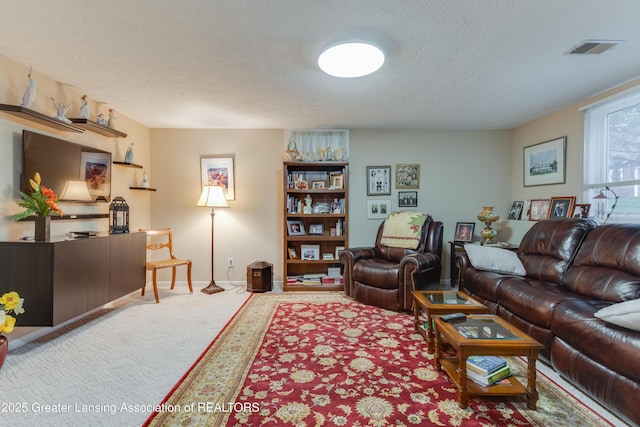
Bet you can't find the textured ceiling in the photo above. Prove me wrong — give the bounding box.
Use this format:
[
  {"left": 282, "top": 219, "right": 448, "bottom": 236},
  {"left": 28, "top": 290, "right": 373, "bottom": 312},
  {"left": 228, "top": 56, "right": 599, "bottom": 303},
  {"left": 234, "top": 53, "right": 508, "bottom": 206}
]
[{"left": 0, "top": 0, "right": 639, "bottom": 130}]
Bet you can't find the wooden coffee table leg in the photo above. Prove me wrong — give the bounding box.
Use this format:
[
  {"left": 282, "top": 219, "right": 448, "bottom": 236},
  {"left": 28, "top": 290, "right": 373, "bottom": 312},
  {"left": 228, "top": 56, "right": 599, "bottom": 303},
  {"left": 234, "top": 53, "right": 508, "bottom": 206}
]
[
  {"left": 527, "top": 351, "right": 539, "bottom": 410},
  {"left": 426, "top": 314, "right": 435, "bottom": 354},
  {"left": 458, "top": 354, "right": 469, "bottom": 409},
  {"left": 434, "top": 323, "right": 442, "bottom": 371}
]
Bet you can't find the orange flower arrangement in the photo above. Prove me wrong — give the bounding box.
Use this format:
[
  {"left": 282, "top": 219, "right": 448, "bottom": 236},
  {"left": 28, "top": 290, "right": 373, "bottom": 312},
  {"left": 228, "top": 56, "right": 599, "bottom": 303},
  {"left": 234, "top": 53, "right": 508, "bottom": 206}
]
[{"left": 13, "top": 172, "right": 63, "bottom": 220}]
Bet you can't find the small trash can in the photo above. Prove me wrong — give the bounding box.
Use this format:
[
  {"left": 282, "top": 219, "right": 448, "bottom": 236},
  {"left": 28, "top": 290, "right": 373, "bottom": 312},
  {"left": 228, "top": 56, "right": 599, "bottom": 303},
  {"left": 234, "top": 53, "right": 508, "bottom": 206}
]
[{"left": 246, "top": 261, "right": 273, "bottom": 293}]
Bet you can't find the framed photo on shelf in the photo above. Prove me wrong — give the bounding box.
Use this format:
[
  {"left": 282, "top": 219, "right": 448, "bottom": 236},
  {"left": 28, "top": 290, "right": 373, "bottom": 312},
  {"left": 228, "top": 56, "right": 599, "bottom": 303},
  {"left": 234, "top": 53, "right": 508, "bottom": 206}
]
[
  {"left": 523, "top": 137, "right": 566, "bottom": 187},
  {"left": 366, "top": 166, "right": 391, "bottom": 195},
  {"left": 548, "top": 196, "right": 576, "bottom": 219},
  {"left": 200, "top": 154, "right": 235, "bottom": 200},
  {"left": 367, "top": 199, "right": 391, "bottom": 220},
  {"left": 311, "top": 180, "right": 326, "bottom": 189},
  {"left": 396, "top": 164, "right": 420, "bottom": 189},
  {"left": 398, "top": 191, "right": 417, "bottom": 207},
  {"left": 529, "top": 199, "right": 551, "bottom": 221},
  {"left": 572, "top": 203, "right": 591, "bottom": 218},
  {"left": 308, "top": 223, "right": 324, "bottom": 235},
  {"left": 330, "top": 173, "right": 344, "bottom": 189},
  {"left": 331, "top": 200, "right": 343, "bottom": 214},
  {"left": 507, "top": 201, "right": 524, "bottom": 220},
  {"left": 301, "top": 244, "right": 320, "bottom": 260},
  {"left": 286, "top": 219, "right": 305, "bottom": 236},
  {"left": 287, "top": 247, "right": 297, "bottom": 259},
  {"left": 335, "top": 246, "right": 345, "bottom": 260},
  {"left": 454, "top": 222, "right": 474, "bottom": 242},
  {"left": 80, "top": 151, "right": 111, "bottom": 200}
]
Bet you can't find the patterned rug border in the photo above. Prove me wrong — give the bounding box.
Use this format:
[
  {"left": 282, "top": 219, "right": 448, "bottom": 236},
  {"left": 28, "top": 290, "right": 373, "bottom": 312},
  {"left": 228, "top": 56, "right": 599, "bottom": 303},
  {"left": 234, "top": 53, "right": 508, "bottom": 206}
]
[{"left": 144, "top": 292, "right": 612, "bottom": 427}]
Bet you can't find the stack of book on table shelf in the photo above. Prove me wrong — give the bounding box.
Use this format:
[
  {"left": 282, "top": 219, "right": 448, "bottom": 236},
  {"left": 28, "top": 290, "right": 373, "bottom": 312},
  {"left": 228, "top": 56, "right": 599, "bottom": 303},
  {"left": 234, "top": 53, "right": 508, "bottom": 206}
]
[
  {"left": 466, "top": 356, "right": 511, "bottom": 386},
  {"left": 286, "top": 274, "right": 344, "bottom": 286}
]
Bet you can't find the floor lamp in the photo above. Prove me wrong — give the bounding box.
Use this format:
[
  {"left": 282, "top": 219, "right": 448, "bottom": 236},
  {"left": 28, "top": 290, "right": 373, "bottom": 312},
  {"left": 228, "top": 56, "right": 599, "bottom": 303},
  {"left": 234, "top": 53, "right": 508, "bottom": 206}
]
[{"left": 196, "top": 184, "right": 229, "bottom": 294}]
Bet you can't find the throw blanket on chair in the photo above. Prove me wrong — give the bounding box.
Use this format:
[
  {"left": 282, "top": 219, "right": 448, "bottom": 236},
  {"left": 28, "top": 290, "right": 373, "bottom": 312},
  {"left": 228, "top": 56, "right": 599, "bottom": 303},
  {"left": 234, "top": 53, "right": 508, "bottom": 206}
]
[{"left": 380, "top": 211, "right": 430, "bottom": 249}]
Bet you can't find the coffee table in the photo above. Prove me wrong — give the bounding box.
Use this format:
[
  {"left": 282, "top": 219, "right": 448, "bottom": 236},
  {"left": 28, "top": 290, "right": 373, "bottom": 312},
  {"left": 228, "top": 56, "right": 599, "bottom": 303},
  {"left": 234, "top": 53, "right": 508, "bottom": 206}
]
[
  {"left": 412, "top": 290, "right": 488, "bottom": 353},
  {"left": 433, "top": 314, "right": 544, "bottom": 409}
]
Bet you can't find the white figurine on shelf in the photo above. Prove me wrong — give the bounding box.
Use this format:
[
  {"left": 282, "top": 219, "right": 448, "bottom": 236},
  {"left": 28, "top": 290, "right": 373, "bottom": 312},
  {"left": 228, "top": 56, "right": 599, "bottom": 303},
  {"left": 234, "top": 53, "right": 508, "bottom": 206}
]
[
  {"left": 140, "top": 171, "right": 149, "bottom": 188},
  {"left": 96, "top": 113, "right": 106, "bottom": 125},
  {"left": 107, "top": 108, "right": 117, "bottom": 129},
  {"left": 124, "top": 143, "right": 134, "bottom": 164},
  {"left": 50, "top": 97, "right": 72, "bottom": 124},
  {"left": 79, "top": 95, "right": 89, "bottom": 119},
  {"left": 21, "top": 67, "right": 36, "bottom": 109}
]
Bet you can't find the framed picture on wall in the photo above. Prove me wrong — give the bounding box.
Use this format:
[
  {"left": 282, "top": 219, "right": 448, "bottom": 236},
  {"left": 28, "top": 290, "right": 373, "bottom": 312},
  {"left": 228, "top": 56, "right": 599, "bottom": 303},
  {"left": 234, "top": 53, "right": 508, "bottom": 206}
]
[
  {"left": 80, "top": 151, "right": 111, "bottom": 201},
  {"left": 396, "top": 164, "right": 420, "bottom": 189},
  {"left": 200, "top": 154, "right": 235, "bottom": 200},
  {"left": 367, "top": 199, "right": 391, "bottom": 219},
  {"left": 523, "top": 137, "right": 567, "bottom": 187},
  {"left": 398, "top": 191, "right": 417, "bottom": 207},
  {"left": 366, "top": 166, "right": 391, "bottom": 195}
]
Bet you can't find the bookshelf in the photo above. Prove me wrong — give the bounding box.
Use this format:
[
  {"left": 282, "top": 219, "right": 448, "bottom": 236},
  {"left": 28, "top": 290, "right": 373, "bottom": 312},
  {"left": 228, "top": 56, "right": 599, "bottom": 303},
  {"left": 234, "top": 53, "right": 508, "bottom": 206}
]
[{"left": 283, "top": 161, "right": 348, "bottom": 291}]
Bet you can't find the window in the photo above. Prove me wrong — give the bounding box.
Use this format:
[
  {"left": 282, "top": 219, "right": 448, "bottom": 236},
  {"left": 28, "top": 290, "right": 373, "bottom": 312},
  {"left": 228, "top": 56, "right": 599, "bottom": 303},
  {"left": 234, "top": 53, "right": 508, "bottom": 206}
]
[{"left": 583, "top": 87, "right": 640, "bottom": 222}]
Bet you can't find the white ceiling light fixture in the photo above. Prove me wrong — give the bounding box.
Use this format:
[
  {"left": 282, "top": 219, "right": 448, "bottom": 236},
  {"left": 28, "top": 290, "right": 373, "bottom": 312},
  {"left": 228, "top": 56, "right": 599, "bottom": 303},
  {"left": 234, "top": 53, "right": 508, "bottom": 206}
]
[{"left": 318, "top": 42, "right": 385, "bottom": 78}]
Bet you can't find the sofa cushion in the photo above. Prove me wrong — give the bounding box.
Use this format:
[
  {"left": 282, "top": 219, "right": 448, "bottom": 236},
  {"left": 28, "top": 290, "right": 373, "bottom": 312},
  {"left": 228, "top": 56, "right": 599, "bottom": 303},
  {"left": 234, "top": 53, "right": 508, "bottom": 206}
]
[
  {"left": 353, "top": 258, "right": 399, "bottom": 290},
  {"left": 464, "top": 244, "right": 526, "bottom": 275},
  {"left": 562, "top": 223, "right": 640, "bottom": 302},
  {"left": 594, "top": 299, "right": 640, "bottom": 331},
  {"left": 517, "top": 219, "right": 596, "bottom": 283}
]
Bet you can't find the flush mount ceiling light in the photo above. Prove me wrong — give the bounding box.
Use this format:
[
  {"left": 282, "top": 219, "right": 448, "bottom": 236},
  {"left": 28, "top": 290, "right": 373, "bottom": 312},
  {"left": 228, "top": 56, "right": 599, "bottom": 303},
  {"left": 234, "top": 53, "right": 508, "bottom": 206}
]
[{"left": 318, "top": 42, "right": 385, "bottom": 78}]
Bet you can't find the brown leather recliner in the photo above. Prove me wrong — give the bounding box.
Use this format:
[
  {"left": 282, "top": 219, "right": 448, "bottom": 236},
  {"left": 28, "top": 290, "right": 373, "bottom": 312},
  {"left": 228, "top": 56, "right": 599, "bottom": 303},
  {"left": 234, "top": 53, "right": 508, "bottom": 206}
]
[{"left": 340, "top": 216, "right": 443, "bottom": 312}]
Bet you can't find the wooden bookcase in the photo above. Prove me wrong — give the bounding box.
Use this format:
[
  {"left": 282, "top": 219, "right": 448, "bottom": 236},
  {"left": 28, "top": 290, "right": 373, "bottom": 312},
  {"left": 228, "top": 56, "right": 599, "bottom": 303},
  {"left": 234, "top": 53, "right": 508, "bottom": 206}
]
[{"left": 283, "top": 161, "right": 348, "bottom": 291}]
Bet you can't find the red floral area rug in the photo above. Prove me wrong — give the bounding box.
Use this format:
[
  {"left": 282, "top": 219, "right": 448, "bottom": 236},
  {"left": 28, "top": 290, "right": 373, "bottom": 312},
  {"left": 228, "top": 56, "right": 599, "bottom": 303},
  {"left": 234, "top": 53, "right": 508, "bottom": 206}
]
[{"left": 144, "top": 292, "right": 610, "bottom": 426}]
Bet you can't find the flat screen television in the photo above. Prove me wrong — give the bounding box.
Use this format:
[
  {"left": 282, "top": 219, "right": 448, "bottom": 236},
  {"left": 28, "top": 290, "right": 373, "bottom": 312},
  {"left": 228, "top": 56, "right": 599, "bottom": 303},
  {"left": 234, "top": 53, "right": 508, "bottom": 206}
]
[{"left": 22, "top": 130, "right": 112, "bottom": 202}]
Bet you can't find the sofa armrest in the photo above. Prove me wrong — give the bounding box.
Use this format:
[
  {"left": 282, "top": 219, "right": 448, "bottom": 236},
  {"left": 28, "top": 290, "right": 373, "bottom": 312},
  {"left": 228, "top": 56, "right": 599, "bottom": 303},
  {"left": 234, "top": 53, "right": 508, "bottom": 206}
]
[
  {"left": 339, "top": 247, "right": 377, "bottom": 297},
  {"left": 398, "top": 252, "right": 442, "bottom": 310},
  {"left": 456, "top": 252, "right": 473, "bottom": 292}
]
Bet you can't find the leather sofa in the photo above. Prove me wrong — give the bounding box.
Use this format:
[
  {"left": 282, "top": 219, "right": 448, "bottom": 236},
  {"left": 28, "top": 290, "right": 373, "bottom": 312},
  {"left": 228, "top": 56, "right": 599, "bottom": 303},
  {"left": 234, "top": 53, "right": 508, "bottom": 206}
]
[
  {"left": 457, "top": 218, "right": 640, "bottom": 426},
  {"left": 340, "top": 216, "right": 443, "bottom": 312}
]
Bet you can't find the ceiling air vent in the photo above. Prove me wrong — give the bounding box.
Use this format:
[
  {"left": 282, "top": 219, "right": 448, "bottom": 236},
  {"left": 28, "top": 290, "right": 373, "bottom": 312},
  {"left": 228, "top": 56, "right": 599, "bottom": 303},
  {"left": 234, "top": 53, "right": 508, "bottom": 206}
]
[{"left": 565, "top": 40, "right": 623, "bottom": 55}]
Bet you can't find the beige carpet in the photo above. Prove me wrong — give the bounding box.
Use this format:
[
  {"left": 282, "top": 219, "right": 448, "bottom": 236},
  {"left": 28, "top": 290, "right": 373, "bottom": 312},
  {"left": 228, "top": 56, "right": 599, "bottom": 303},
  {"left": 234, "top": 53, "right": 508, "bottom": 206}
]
[{"left": 0, "top": 285, "right": 628, "bottom": 426}]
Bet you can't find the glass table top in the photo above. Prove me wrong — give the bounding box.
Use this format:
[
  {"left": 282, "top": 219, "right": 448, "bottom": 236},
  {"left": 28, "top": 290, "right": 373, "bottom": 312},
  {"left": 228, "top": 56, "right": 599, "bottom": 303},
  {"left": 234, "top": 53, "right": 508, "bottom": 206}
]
[
  {"left": 452, "top": 317, "right": 522, "bottom": 340},
  {"left": 428, "top": 292, "right": 473, "bottom": 305}
]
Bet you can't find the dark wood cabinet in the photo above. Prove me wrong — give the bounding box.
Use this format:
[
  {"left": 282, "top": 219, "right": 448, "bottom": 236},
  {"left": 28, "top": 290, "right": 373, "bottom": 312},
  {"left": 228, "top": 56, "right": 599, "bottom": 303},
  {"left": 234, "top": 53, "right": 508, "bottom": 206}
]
[{"left": 0, "top": 232, "right": 145, "bottom": 326}]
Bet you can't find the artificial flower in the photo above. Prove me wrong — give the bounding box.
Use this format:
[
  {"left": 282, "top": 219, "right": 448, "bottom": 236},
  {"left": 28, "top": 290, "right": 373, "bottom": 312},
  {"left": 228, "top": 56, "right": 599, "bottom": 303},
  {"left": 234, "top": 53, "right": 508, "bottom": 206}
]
[
  {"left": 0, "top": 291, "right": 25, "bottom": 334},
  {"left": 12, "top": 172, "right": 63, "bottom": 220}
]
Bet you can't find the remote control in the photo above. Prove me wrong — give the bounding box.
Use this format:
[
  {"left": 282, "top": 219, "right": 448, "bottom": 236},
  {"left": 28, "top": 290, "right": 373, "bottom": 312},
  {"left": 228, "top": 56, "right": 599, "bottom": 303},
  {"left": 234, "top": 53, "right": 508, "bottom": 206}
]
[{"left": 440, "top": 312, "right": 467, "bottom": 323}]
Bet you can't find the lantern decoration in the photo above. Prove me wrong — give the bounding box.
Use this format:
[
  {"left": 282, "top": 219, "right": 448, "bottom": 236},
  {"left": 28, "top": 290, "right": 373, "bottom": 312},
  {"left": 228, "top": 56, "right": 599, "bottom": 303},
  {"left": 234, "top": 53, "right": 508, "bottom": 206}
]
[{"left": 109, "top": 196, "right": 129, "bottom": 234}]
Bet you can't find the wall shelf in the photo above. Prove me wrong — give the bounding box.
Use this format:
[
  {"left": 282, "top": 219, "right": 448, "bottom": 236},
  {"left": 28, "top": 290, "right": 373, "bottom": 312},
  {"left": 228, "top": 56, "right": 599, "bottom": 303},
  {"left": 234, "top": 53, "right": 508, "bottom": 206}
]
[
  {"left": 113, "top": 161, "right": 143, "bottom": 169},
  {"left": 69, "top": 118, "right": 127, "bottom": 138},
  {"left": 18, "top": 213, "right": 109, "bottom": 221},
  {"left": 0, "top": 103, "right": 84, "bottom": 132},
  {"left": 130, "top": 187, "right": 156, "bottom": 192}
]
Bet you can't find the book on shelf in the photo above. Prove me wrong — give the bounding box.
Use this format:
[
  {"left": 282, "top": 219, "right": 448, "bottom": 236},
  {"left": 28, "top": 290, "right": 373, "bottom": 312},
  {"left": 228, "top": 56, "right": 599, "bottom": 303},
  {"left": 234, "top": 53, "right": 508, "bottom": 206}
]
[
  {"left": 466, "top": 364, "right": 511, "bottom": 387},
  {"left": 466, "top": 355, "right": 507, "bottom": 375},
  {"left": 321, "top": 276, "right": 344, "bottom": 285}
]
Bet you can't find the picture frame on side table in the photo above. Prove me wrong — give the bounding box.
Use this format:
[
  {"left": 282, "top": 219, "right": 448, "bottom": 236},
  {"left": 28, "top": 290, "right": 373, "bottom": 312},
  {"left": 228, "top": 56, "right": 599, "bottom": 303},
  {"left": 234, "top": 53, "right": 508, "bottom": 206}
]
[
  {"left": 301, "top": 244, "right": 320, "bottom": 260},
  {"left": 80, "top": 151, "right": 111, "bottom": 201},
  {"left": 454, "top": 222, "right": 474, "bottom": 243},
  {"left": 507, "top": 201, "right": 524, "bottom": 220},
  {"left": 572, "top": 203, "right": 591, "bottom": 218},
  {"left": 286, "top": 219, "right": 305, "bottom": 236},
  {"left": 523, "top": 136, "right": 567, "bottom": 187},
  {"left": 529, "top": 199, "right": 551, "bottom": 221},
  {"left": 367, "top": 199, "right": 391, "bottom": 220},
  {"left": 548, "top": 196, "right": 576, "bottom": 219},
  {"left": 200, "top": 154, "right": 235, "bottom": 200},
  {"left": 366, "top": 166, "right": 391, "bottom": 195},
  {"left": 398, "top": 191, "right": 418, "bottom": 207},
  {"left": 396, "top": 164, "right": 420, "bottom": 189}
]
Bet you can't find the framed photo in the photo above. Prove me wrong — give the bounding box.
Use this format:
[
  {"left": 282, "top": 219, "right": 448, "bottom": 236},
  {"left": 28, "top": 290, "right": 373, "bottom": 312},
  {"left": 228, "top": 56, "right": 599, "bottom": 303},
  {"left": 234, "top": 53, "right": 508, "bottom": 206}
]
[
  {"left": 529, "top": 199, "right": 551, "bottom": 221},
  {"left": 287, "top": 247, "right": 297, "bottom": 259},
  {"left": 367, "top": 199, "right": 391, "bottom": 220},
  {"left": 396, "top": 164, "right": 420, "bottom": 189},
  {"left": 80, "top": 151, "right": 111, "bottom": 200},
  {"left": 523, "top": 136, "right": 567, "bottom": 187},
  {"left": 311, "top": 180, "right": 326, "bottom": 189},
  {"left": 330, "top": 174, "right": 344, "bottom": 189},
  {"left": 308, "top": 223, "right": 324, "bottom": 235},
  {"left": 454, "top": 222, "right": 474, "bottom": 243},
  {"left": 201, "top": 154, "right": 235, "bottom": 200},
  {"left": 366, "top": 166, "right": 391, "bottom": 195},
  {"left": 301, "top": 244, "right": 320, "bottom": 261},
  {"left": 286, "top": 219, "right": 305, "bottom": 236},
  {"left": 335, "top": 246, "right": 345, "bottom": 260},
  {"left": 398, "top": 191, "right": 417, "bottom": 207},
  {"left": 331, "top": 200, "right": 343, "bottom": 214},
  {"left": 548, "top": 196, "right": 576, "bottom": 219},
  {"left": 507, "top": 201, "right": 524, "bottom": 220},
  {"left": 572, "top": 203, "right": 591, "bottom": 219}
]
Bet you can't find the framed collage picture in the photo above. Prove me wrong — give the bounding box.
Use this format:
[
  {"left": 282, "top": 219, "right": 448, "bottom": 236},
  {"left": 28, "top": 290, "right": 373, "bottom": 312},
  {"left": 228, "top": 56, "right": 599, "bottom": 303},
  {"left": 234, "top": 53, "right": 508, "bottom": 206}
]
[{"left": 366, "top": 166, "right": 391, "bottom": 195}]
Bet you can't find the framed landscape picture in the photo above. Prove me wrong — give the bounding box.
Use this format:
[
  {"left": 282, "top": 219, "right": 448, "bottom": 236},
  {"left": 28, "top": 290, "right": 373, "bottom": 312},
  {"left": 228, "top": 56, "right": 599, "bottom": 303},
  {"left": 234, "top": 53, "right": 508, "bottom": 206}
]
[{"left": 523, "top": 137, "right": 566, "bottom": 187}]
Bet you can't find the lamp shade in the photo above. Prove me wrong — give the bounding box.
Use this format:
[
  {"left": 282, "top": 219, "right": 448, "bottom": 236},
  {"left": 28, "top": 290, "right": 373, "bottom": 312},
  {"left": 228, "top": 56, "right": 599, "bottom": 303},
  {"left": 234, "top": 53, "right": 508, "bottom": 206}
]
[
  {"left": 60, "top": 179, "right": 93, "bottom": 201},
  {"left": 196, "top": 185, "right": 229, "bottom": 208}
]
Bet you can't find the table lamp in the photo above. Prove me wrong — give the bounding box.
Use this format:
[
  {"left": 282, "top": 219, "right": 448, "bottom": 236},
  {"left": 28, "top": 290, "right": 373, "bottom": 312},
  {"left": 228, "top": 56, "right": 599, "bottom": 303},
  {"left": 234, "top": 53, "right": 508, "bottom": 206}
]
[{"left": 196, "top": 184, "right": 229, "bottom": 294}]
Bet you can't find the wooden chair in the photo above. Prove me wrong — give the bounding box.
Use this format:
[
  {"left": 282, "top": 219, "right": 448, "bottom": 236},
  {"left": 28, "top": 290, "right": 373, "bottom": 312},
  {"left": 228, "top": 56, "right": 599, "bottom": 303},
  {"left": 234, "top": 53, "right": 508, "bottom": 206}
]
[{"left": 140, "top": 228, "right": 193, "bottom": 303}]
